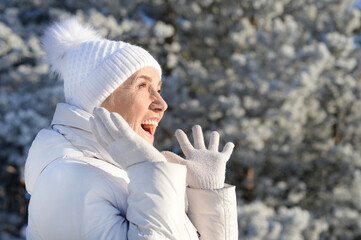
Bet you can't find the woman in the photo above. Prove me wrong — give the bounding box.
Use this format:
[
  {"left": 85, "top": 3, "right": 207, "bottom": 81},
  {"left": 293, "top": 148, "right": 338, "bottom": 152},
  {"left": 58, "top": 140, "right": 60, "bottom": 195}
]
[{"left": 25, "top": 18, "right": 238, "bottom": 239}]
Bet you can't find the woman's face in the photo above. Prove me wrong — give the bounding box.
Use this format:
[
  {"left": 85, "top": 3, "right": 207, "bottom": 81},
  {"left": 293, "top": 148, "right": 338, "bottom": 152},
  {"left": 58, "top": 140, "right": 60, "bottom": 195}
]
[{"left": 101, "top": 67, "right": 168, "bottom": 145}]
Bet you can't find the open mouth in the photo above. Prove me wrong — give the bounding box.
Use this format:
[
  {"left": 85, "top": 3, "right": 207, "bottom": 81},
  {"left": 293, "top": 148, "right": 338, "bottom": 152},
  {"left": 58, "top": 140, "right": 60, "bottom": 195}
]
[{"left": 141, "top": 119, "right": 158, "bottom": 135}]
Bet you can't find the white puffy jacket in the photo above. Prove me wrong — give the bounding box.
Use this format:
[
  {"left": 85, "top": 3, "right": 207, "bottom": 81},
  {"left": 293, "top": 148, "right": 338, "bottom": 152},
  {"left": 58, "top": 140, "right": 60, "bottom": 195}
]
[{"left": 25, "top": 103, "right": 238, "bottom": 240}]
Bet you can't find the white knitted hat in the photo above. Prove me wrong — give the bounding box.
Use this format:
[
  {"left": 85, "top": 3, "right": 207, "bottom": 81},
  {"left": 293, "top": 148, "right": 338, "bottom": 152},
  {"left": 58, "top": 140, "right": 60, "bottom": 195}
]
[{"left": 41, "top": 18, "right": 162, "bottom": 112}]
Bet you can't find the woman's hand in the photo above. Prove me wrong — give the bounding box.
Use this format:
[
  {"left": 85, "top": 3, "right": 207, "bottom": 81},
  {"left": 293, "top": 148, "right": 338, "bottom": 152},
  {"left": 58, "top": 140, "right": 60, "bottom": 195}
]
[
  {"left": 90, "top": 107, "right": 165, "bottom": 169},
  {"left": 162, "top": 125, "right": 234, "bottom": 189}
]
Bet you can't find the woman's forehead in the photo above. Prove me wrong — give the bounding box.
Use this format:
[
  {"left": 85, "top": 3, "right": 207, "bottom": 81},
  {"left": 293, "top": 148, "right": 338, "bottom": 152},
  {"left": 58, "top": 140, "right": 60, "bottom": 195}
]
[{"left": 123, "top": 67, "right": 162, "bottom": 88}]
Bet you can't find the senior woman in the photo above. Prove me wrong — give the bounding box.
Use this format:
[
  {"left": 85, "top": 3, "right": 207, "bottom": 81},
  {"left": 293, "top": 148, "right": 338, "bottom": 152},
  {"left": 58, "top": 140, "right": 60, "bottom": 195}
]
[{"left": 25, "top": 18, "right": 238, "bottom": 240}]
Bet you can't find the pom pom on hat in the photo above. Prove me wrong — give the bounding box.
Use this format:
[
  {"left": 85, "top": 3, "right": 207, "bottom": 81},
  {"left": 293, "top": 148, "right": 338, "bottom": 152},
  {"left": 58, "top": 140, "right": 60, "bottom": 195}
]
[
  {"left": 41, "top": 17, "right": 162, "bottom": 112},
  {"left": 41, "top": 18, "right": 101, "bottom": 78}
]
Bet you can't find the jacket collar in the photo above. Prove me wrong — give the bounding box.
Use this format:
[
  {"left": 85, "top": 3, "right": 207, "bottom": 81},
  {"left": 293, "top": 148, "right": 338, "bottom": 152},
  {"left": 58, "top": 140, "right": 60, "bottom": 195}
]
[
  {"left": 51, "top": 103, "right": 92, "bottom": 132},
  {"left": 51, "top": 103, "right": 121, "bottom": 169}
]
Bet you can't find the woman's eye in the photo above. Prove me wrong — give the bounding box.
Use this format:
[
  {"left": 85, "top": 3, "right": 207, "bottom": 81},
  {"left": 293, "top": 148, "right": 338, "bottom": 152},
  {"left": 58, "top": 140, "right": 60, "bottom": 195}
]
[{"left": 139, "top": 82, "right": 147, "bottom": 88}]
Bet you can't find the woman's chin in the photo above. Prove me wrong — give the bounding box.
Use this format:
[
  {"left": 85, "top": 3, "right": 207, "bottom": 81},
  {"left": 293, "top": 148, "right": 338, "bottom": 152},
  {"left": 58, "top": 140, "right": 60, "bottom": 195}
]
[
  {"left": 139, "top": 129, "right": 155, "bottom": 145},
  {"left": 144, "top": 136, "right": 154, "bottom": 145}
]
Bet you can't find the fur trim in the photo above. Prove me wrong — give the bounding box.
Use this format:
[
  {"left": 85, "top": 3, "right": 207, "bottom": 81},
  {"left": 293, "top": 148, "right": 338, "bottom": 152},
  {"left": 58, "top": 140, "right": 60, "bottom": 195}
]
[{"left": 41, "top": 17, "right": 102, "bottom": 79}]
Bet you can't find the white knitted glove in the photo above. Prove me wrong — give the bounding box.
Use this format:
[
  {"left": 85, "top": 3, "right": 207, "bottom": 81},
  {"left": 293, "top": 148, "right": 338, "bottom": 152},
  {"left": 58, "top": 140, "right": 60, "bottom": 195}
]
[
  {"left": 162, "top": 125, "right": 234, "bottom": 189},
  {"left": 89, "top": 107, "right": 166, "bottom": 169}
]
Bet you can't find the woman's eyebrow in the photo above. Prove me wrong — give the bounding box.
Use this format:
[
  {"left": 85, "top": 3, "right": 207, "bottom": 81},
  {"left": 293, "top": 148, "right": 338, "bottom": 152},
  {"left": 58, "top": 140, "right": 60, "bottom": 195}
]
[
  {"left": 135, "top": 75, "right": 162, "bottom": 87},
  {"left": 136, "top": 75, "right": 152, "bottom": 82}
]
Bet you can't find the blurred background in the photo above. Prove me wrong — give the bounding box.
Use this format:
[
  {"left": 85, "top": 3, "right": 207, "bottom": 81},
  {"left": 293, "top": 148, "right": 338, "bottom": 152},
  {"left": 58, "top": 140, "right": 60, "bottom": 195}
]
[{"left": 1, "top": 0, "right": 361, "bottom": 239}]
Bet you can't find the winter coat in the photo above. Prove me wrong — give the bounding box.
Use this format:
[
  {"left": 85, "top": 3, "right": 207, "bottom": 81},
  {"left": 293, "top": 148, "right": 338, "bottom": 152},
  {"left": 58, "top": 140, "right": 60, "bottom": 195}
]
[{"left": 25, "top": 103, "right": 238, "bottom": 240}]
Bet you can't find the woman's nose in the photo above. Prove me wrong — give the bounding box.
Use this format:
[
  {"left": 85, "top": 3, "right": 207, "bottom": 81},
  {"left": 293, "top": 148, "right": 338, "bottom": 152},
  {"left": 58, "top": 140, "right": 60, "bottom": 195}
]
[{"left": 151, "top": 92, "right": 168, "bottom": 112}]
